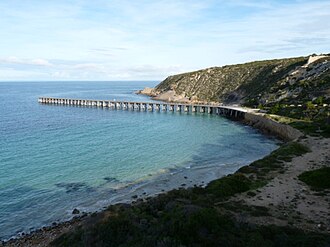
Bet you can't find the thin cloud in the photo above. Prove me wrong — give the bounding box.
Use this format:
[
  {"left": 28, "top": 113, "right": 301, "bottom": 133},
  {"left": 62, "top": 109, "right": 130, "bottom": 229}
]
[
  {"left": 72, "top": 63, "right": 105, "bottom": 71},
  {"left": 0, "top": 0, "right": 329, "bottom": 80},
  {"left": 0, "top": 57, "right": 53, "bottom": 67},
  {"left": 30, "top": 59, "right": 53, "bottom": 66},
  {"left": 88, "top": 48, "right": 127, "bottom": 57},
  {"left": 226, "top": 0, "right": 275, "bottom": 9}
]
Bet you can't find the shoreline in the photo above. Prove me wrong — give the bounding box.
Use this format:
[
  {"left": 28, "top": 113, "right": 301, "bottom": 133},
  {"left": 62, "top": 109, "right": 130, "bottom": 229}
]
[
  {"left": 5, "top": 134, "right": 330, "bottom": 246},
  {"left": 136, "top": 88, "right": 303, "bottom": 141},
  {"left": 1, "top": 105, "right": 283, "bottom": 246},
  {"left": 137, "top": 88, "right": 303, "bottom": 141},
  {"left": 1, "top": 149, "right": 277, "bottom": 245},
  {"left": 1, "top": 94, "right": 325, "bottom": 246}
]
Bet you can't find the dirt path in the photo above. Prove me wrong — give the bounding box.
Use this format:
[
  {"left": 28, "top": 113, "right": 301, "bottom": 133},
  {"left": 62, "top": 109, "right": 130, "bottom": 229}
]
[{"left": 230, "top": 136, "right": 330, "bottom": 233}]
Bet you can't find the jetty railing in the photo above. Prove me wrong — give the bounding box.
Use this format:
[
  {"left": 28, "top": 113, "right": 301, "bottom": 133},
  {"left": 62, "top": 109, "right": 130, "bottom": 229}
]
[{"left": 38, "top": 97, "right": 247, "bottom": 118}]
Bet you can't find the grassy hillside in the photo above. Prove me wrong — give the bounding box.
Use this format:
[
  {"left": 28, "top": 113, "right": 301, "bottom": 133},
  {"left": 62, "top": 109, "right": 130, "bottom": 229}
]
[
  {"left": 156, "top": 55, "right": 330, "bottom": 108},
  {"left": 156, "top": 57, "right": 307, "bottom": 103},
  {"left": 156, "top": 54, "right": 330, "bottom": 137}
]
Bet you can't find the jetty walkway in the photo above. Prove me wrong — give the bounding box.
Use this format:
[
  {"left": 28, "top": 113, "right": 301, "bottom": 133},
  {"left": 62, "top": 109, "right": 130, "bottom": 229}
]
[{"left": 38, "top": 97, "right": 249, "bottom": 118}]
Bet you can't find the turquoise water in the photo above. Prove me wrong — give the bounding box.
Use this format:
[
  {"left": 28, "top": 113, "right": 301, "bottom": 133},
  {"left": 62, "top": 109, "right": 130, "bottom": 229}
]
[{"left": 0, "top": 81, "right": 279, "bottom": 240}]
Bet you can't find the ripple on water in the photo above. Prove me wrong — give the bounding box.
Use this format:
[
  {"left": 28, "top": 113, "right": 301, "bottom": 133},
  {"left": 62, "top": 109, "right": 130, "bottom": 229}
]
[{"left": 0, "top": 81, "right": 280, "bottom": 240}]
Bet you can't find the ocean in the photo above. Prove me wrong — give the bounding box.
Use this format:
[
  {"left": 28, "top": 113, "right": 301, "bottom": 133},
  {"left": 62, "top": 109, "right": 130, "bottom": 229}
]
[{"left": 0, "top": 81, "right": 279, "bottom": 240}]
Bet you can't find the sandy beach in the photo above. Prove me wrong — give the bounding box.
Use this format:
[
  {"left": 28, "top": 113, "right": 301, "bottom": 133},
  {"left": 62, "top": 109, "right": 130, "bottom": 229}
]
[
  {"left": 3, "top": 132, "right": 330, "bottom": 246},
  {"left": 1, "top": 159, "right": 251, "bottom": 246},
  {"left": 229, "top": 135, "right": 330, "bottom": 233}
]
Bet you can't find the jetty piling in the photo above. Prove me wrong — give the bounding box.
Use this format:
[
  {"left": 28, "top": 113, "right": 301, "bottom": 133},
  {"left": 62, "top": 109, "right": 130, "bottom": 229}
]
[{"left": 38, "top": 97, "right": 247, "bottom": 119}]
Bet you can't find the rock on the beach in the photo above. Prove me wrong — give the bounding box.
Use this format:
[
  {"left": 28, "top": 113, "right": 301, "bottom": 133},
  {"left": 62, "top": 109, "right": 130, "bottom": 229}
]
[{"left": 72, "top": 208, "right": 80, "bottom": 214}]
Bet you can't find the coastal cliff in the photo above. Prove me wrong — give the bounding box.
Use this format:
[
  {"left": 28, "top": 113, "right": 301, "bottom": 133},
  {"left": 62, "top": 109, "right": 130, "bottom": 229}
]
[
  {"left": 139, "top": 54, "right": 330, "bottom": 107},
  {"left": 139, "top": 54, "right": 330, "bottom": 139}
]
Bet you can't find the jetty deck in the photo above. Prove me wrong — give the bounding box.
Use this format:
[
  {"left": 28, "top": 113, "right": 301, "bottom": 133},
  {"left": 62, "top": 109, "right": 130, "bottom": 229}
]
[{"left": 38, "top": 97, "right": 249, "bottom": 118}]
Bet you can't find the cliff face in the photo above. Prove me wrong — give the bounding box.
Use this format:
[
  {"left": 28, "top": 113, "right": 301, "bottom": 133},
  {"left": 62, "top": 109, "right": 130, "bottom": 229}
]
[
  {"left": 255, "top": 56, "right": 330, "bottom": 106},
  {"left": 150, "top": 55, "right": 330, "bottom": 106}
]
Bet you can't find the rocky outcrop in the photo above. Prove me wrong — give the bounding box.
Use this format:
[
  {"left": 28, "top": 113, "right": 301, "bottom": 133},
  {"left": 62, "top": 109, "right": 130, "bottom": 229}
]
[
  {"left": 152, "top": 90, "right": 190, "bottom": 103},
  {"left": 243, "top": 112, "right": 303, "bottom": 141},
  {"left": 137, "top": 87, "right": 194, "bottom": 103},
  {"left": 136, "top": 87, "right": 158, "bottom": 97}
]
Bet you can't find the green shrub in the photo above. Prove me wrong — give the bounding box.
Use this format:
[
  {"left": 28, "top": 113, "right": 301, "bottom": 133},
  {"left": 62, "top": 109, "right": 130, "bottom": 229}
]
[
  {"left": 206, "top": 173, "right": 252, "bottom": 198},
  {"left": 290, "top": 121, "right": 330, "bottom": 138},
  {"left": 251, "top": 142, "right": 309, "bottom": 170},
  {"left": 270, "top": 103, "right": 280, "bottom": 114},
  {"left": 314, "top": 96, "right": 324, "bottom": 105},
  {"left": 298, "top": 167, "right": 330, "bottom": 190}
]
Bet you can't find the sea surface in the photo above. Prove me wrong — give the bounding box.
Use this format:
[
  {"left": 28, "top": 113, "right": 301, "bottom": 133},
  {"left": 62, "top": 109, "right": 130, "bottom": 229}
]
[{"left": 0, "top": 81, "right": 279, "bottom": 240}]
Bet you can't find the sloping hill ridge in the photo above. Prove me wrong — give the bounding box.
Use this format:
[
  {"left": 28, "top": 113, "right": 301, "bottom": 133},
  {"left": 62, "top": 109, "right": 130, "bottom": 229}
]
[{"left": 146, "top": 54, "right": 330, "bottom": 106}]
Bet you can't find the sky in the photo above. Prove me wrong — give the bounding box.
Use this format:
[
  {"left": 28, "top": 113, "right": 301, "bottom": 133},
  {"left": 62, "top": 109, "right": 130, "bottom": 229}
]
[{"left": 0, "top": 0, "right": 329, "bottom": 81}]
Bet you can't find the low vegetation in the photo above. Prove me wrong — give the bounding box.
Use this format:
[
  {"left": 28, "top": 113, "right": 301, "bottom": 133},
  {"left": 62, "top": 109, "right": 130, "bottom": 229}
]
[
  {"left": 50, "top": 142, "right": 322, "bottom": 247},
  {"left": 289, "top": 119, "right": 330, "bottom": 138},
  {"left": 206, "top": 173, "right": 252, "bottom": 198},
  {"left": 238, "top": 142, "right": 310, "bottom": 180},
  {"left": 298, "top": 167, "right": 330, "bottom": 190},
  {"left": 52, "top": 206, "right": 330, "bottom": 247}
]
